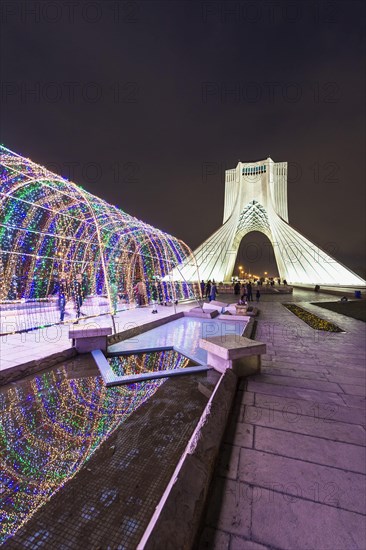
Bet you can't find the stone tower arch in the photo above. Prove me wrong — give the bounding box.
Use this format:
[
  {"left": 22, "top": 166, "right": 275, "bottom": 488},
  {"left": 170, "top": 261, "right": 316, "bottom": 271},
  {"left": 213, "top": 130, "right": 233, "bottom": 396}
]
[{"left": 175, "top": 157, "right": 365, "bottom": 286}]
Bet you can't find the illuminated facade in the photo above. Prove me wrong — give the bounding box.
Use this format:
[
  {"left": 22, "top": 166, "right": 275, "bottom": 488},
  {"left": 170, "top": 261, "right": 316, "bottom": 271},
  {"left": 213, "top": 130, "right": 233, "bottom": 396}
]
[
  {"left": 0, "top": 146, "right": 197, "bottom": 325},
  {"left": 175, "top": 157, "right": 365, "bottom": 286}
]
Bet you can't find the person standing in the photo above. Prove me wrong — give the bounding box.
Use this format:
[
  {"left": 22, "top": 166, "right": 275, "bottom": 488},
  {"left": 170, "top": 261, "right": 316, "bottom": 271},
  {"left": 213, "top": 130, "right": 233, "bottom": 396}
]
[
  {"left": 256, "top": 289, "right": 261, "bottom": 303},
  {"left": 135, "top": 279, "right": 146, "bottom": 306},
  {"left": 234, "top": 281, "right": 241, "bottom": 295},
  {"left": 247, "top": 282, "right": 253, "bottom": 301},
  {"left": 110, "top": 279, "right": 119, "bottom": 315},
  {"left": 205, "top": 280, "right": 211, "bottom": 299},
  {"left": 210, "top": 282, "right": 218, "bottom": 301},
  {"left": 72, "top": 273, "right": 84, "bottom": 318},
  {"left": 200, "top": 280, "right": 205, "bottom": 298},
  {"left": 157, "top": 281, "right": 164, "bottom": 305},
  {"left": 150, "top": 281, "right": 159, "bottom": 313},
  {"left": 58, "top": 278, "right": 68, "bottom": 322},
  {"left": 241, "top": 283, "right": 247, "bottom": 302}
]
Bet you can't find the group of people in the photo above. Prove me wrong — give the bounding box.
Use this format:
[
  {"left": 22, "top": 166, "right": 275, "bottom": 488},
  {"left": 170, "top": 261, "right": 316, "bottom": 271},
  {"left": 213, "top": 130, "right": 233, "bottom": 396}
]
[
  {"left": 55, "top": 274, "right": 181, "bottom": 321},
  {"left": 200, "top": 280, "right": 219, "bottom": 301},
  {"left": 133, "top": 279, "right": 178, "bottom": 308},
  {"left": 55, "top": 273, "right": 264, "bottom": 322},
  {"left": 235, "top": 281, "right": 260, "bottom": 303},
  {"left": 200, "top": 279, "right": 261, "bottom": 303},
  {"left": 55, "top": 273, "right": 85, "bottom": 322}
]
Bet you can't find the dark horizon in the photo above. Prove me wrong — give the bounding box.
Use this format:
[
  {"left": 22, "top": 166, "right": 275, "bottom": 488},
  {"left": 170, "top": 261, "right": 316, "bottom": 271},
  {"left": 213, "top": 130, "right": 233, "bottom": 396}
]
[{"left": 1, "top": 0, "right": 365, "bottom": 277}]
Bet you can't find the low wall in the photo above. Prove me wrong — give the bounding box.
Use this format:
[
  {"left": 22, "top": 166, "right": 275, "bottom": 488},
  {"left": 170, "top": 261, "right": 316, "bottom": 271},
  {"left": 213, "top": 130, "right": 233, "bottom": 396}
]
[
  {"left": 138, "top": 368, "right": 238, "bottom": 550},
  {"left": 0, "top": 313, "right": 185, "bottom": 386},
  {"left": 292, "top": 284, "right": 365, "bottom": 298},
  {"left": 108, "top": 312, "right": 184, "bottom": 345},
  {"left": 0, "top": 348, "right": 77, "bottom": 386}
]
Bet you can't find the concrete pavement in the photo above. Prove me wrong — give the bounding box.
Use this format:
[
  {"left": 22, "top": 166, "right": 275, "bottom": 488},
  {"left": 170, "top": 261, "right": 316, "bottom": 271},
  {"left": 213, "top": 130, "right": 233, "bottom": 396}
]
[
  {"left": 1, "top": 290, "right": 365, "bottom": 548},
  {"left": 198, "top": 295, "right": 366, "bottom": 550}
]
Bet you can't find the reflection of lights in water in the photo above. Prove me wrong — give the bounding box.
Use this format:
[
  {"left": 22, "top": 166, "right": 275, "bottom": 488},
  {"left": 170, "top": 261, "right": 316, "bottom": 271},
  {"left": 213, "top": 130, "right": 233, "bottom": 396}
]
[
  {"left": 109, "top": 349, "right": 192, "bottom": 376},
  {"left": 0, "top": 363, "right": 166, "bottom": 544}
]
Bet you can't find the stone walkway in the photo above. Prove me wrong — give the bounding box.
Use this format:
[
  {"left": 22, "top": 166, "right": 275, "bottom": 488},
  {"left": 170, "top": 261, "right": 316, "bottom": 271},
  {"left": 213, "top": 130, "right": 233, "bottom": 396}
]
[
  {"left": 199, "top": 295, "right": 366, "bottom": 550},
  {"left": 1, "top": 290, "right": 365, "bottom": 548}
]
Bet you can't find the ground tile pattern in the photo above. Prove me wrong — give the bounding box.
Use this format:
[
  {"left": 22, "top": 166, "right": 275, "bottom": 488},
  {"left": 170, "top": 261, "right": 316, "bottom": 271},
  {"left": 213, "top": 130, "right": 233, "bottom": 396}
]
[{"left": 198, "top": 293, "right": 366, "bottom": 550}]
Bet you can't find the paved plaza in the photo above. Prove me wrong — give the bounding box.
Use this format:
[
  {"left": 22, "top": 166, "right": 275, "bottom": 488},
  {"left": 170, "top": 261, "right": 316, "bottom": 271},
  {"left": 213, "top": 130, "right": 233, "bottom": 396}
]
[
  {"left": 199, "top": 293, "right": 366, "bottom": 549},
  {"left": 1, "top": 290, "right": 365, "bottom": 549}
]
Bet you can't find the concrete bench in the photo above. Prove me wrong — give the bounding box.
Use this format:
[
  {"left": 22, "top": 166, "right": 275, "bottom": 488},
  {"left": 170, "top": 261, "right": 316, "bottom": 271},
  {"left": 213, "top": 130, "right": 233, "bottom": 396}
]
[
  {"left": 202, "top": 303, "right": 223, "bottom": 313},
  {"left": 224, "top": 304, "right": 258, "bottom": 317},
  {"left": 69, "top": 326, "right": 113, "bottom": 353},
  {"left": 185, "top": 307, "right": 219, "bottom": 319},
  {"left": 209, "top": 300, "right": 229, "bottom": 309},
  {"left": 199, "top": 335, "right": 266, "bottom": 377},
  {"left": 235, "top": 304, "right": 248, "bottom": 315},
  {"left": 217, "top": 313, "right": 251, "bottom": 321}
]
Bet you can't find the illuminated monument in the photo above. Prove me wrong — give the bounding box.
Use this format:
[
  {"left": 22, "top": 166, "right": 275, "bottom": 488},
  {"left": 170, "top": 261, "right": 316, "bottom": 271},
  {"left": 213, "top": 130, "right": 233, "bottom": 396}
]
[{"left": 176, "top": 158, "right": 365, "bottom": 286}]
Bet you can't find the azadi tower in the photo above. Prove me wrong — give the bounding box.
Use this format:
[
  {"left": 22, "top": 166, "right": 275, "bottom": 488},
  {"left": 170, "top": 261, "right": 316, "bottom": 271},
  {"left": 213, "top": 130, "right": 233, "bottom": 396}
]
[{"left": 176, "top": 158, "right": 365, "bottom": 286}]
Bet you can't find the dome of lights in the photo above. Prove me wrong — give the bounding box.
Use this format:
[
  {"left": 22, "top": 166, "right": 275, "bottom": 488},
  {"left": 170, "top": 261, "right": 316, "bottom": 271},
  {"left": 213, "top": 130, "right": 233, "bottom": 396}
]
[{"left": 0, "top": 146, "right": 198, "bottom": 329}]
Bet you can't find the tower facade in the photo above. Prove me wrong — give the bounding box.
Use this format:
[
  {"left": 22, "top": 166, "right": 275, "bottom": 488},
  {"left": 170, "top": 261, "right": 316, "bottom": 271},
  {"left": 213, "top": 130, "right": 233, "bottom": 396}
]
[{"left": 176, "top": 157, "right": 365, "bottom": 286}]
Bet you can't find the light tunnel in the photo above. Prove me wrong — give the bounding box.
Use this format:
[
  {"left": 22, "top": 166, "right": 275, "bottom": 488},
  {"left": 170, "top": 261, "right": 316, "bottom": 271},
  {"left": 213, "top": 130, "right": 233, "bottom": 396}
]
[{"left": 0, "top": 146, "right": 199, "bottom": 330}]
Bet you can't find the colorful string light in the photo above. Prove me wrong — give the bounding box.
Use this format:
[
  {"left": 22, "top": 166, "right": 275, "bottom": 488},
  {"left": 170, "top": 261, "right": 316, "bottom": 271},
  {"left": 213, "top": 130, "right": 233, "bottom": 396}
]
[
  {"left": 0, "top": 146, "right": 200, "bottom": 332},
  {"left": 109, "top": 349, "right": 192, "bottom": 376},
  {"left": 0, "top": 353, "right": 187, "bottom": 544}
]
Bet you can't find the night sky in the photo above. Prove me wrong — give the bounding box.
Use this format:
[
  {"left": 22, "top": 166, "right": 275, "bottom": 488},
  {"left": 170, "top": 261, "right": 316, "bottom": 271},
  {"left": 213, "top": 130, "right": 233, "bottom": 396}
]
[{"left": 1, "top": 0, "right": 365, "bottom": 277}]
